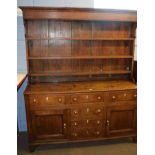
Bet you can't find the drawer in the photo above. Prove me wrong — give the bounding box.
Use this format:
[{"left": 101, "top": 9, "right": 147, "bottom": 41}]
[
  {"left": 29, "top": 94, "right": 65, "bottom": 106},
  {"left": 70, "top": 93, "right": 104, "bottom": 104},
  {"left": 71, "top": 127, "right": 103, "bottom": 139},
  {"left": 71, "top": 119, "right": 103, "bottom": 129},
  {"left": 71, "top": 106, "right": 103, "bottom": 120},
  {"left": 104, "top": 90, "right": 137, "bottom": 102}
]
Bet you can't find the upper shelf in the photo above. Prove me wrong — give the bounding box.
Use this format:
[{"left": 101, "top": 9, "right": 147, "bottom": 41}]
[
  {"left": 29, "top": 70, "right": 131, "bottom": 77},
  {"left": 26, "top": 37, "right": 135, "bottom": 41},
  {"left": 28, "top": 55, "right": 133, "bottom": 60}
]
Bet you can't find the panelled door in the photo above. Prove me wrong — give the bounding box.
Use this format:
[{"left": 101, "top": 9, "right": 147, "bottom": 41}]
[
  {"left": 106, "top": 104, "right": 136, "bottom": 137},
  {"left": 31, "top": 109, "right": 69, "bottom": 140}
]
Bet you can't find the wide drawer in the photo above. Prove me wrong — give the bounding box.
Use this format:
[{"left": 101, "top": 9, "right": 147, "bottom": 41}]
[
  {"left": 70, "top": 93, "right": 104, "bottom": 104},
  {"left": 71, "top": 106, "right": 104, "bottom": 120},
  {"left": 104, "top": 90, "right": 137, "bottom": 102},
  {"left": 71, "top": 119, "right": 103, "bottom": 129},
  {"left": 71, "top": 127, "right": 104, "bottom": 139},
  {"left": 28, "top": 94, "right": 65, "bottom": 106}
]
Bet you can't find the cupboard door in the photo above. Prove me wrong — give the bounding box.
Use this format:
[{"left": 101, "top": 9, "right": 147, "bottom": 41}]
[
  {"left": 106, "top": 104, "right": 136, "bottom": 137},
  {"left": 31, "top": 109, "right": 69, "bottom": 140}
]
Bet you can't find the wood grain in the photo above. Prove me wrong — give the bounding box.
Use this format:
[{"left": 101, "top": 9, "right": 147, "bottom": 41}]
[{"left": 21, "top": 7, "right": 137, "bottom": 152}]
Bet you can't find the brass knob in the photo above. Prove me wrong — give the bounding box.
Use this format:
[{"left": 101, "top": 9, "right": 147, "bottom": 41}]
[
  {"left": 46, "top": 97, "right": 49, "bottom": 101},
  {"left": 86, "top": 130, "right": 89, "bottom": 134},
  {"left": 97, "top": 120, "right": 100, "bottom": 124},
  {"left": 33, "top": 99, "right": 36, "bottom": 103},
  {"left": 58, "top": 98, "right": 62, "bottom": 102},
  {"left": 86, "top": 108, "right": 90, "bottom": 113},
  {"left": 74, "top": 110, "right": 78, "bottom": 114},
  {"left": 124, "top": 93, "right": 127, "bottom": 97},
  {"left": 74, "top": 122, "right": 77, "bottom": 126},
  {"left": 97, "top": 109, "right": 101, "bottom": 113},
  {"left": 73, "top": 133, "right": 77, "bottom": 136},
  {"left": 64, "top": 123, "right": 66, "bottom": 129},
  {"left": 112, "top": 96, "right": 116, "bottom": 99},
  {"left": 107, "top": 120, "right": 110, "bottom": 126},
  {"left": 73, "top": 97, "right": 77, "bottom": 101},
  {"left": 97, "top": 96, "right": 101, "bottom": 100},
  {"left": 134, "top": 94, "right": 137, "bottom": 97},
  {"left": 86, "top": 120, "right": 89, "bottom": 124},
  {"left": 96, "top": 131, "right": 100, "bottom": 135},
  {"left": 86, "top": 95, "right": 89, "bottom": 99}
]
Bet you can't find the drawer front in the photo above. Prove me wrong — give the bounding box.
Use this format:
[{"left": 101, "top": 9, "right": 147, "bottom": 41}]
[
  {"left": 104, "top": 90, "right": 137, "bottom": 102},
  {"left": 71, "top": 127, "right": 104, "bottom": 139},
  {"left": 70, "top": 93, "right": 104, "bottom": 104},
  {"left": 29, "top": 94, "right": 65, "bottom": 107},
  {"left": 71, "top": 119, "right": 103, "bottom": 129},
  {"left": 71, "top": 106, "right": 103, "bottom": 120}
]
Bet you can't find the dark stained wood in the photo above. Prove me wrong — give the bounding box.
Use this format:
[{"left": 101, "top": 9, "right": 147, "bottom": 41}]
[
  {"left": 20, "top": 7, "right": 137, "bottom": 22},
  {"left": 21, "top": 7, "right": 137, "bottom": 152},
  {"left": 26, "top": 37, "right": 135, "bottom": 40},
  {"left": 25, "top": 80, "right": 136, "bottom": 94},
  {"left": 28, "top": 56, "right": 133, "bottom": 60},
  {"left": 106, "top": 104, "right": 136, "bottom": 137}
]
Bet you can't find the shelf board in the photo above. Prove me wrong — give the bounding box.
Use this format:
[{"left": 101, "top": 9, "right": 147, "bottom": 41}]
[
  {"left": 26, "top": 37, "right": 135, "bottom": 41},
  {"left": 28, "top": 56, "right": 133, "bottom": 60},
  {"left": 29, "top": 70, "right": 131, "bottom": 76}
]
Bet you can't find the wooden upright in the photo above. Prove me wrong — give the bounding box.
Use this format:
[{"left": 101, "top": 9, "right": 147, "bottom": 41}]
[{"left": 21, "top": 7, "right": 137, "bottom": 152}]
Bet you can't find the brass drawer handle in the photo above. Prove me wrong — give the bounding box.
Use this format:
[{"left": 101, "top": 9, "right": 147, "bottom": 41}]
[
  {"left": 96, "top": 131, "right": 100, "bottom": 135},
  {"left": 97, "top": 109, "right": 101, "bottom": 113},
  {"left": 112, "top": 96, "right": 116, "bottom": 99},
  {"left": 73, "top": 133, "right": 77, "bottom": 137},
  {"left": 74, "top": 110, "right": 78, "bottom": 114},
  {"left": 46, "top": 97, "right": 49, "bottom": 101},
  {"left": 64, "top": 123, "right": 66, "bottom": 129},
  {"left": 74, "top": 122, "right": 78, "bottom": 126},
  {"left": 33, "top": 98, "right": 36, "bottom": 103},
  {"left": 107, "top": 120, "right": 110, "bottom": 126},
  {"left": 97, "top": 120, "right": 100, "bottom": 124},
  {"left": 58, "top": 98, "right": 62, "bottom": 102},
  {"left": 124, "top": 93, "right": 127, "bottom": 97},
  {"left": 97, "top": 96, "right": 101, "bottom": 100},
  {"left": 86, "top": 95, "right": 89, "bottom": 99},
  {"left": 86, "top": 108, "right": 90, "bottom": 113},
  {"left": 86, "top": 120, "right": 89, "bottom": 124},
  {"left": 73, "top": 97, "right": 77, "bottom": 101}
]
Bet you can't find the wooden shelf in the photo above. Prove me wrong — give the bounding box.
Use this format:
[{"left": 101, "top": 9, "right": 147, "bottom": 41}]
[
  {"left": 26, "top": 37, "right": 135, "bottom": 41},
  {"left": 29, "top": 70, "right": 131, "bottom": 76},
  {"left": 28, "top": 56, "right": 133, "bottom": 60}
]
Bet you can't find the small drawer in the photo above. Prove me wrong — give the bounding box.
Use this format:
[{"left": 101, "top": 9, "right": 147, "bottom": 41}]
[
  {"left": 71, "top": 127, "right": 103, "bottom": 139},
  {"left": 70, "top": 93, "right": 104, "bottom": 104},
  {"left": 29, "top": 94, "right": 65, "bottom": 106},
  {"left": 104, "top": 90, "right": 137, "bottom": 102},
  {"left": 71, "top": 119, "right": 103, "bottom": 129},
  {"left": 71, "top": 106, "right": 103, "bottom": 120}
]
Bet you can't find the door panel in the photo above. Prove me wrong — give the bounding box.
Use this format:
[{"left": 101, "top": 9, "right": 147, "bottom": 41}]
[
  {"left": 31, "top": 109, "right": 69, "bottom": 140},
  {"left": 107, "top": 104, "right": 136, "bottom": 137}
]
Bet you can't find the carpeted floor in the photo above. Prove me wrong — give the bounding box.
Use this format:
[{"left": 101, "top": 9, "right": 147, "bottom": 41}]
[{"left": 17, "top": 133, "right": 137, "bottom": 155}]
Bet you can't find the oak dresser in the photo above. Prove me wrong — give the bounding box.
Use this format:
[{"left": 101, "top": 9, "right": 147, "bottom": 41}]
[{"left": 20, "top": 7, "right": 137, "bottom": 152}]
